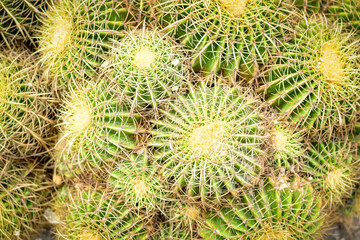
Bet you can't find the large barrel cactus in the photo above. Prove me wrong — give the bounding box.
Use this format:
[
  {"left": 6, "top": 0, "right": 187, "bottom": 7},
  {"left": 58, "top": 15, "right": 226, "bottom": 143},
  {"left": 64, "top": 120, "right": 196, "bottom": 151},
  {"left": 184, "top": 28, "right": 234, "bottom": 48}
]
[
  {"left": 259, "top": 15, "right": 360, "bottom": 135},
  {"left": 54, "top": 79, "right": 142, "bottom": 179},
  {"left": 155, "top": 0, "right": 291, "bottom": 79},
  {"left": 0, "top": 47, "right": 52, "bottom": 159},
  {"left": 150, "top": 83, "right": 269, "bottom": 202},
  {"left": 37, "top": 0, "right": 136, "bottom": 86},
  {"left": 199, "top": 177, "right": 325, "bottom": 239}
]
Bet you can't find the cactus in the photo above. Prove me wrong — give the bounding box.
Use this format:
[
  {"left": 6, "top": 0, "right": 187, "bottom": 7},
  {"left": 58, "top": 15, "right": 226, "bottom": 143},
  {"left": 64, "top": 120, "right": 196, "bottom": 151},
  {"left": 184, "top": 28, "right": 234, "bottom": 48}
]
[
  {"left": 37, "top": 0, "right": 136, "bottom": 86},
  {"left": 53, "top": 185, "right": 152, "bottom": 239},
  {"left": 0, "top": 0, "right": 47, "bottom": 43},
  {"left": 303, "top": 140, "right": 358, "bottom": 207},
  {"left": 55, "top": 79, "right": 142, "bottom": 179},
  {"left": 199, "top": 176, "right": 325, "bottom": 239},
  {"left": 155, "top": 0, "right": 291, "bottom": 79},
  {"left": 267, "top": 122, "right": 304, "bottom": 170},
  {"left": 325, "top": 0, "right": 360, "bottom": 34},
  {"left": 152, "top": 200, "right": 203, "bottom": 239},
  {"left": 0, "top": 47, "right": 53, "bottom": 159},
  {"left": 109, "top": 150, "right": 167, "bottom": 210},
  {"left": 149, "top": 83, "right": 268, "bottom": 202},
  {"left": 259, "top": 16, "right": 360, "bottom": 135},
  {"left": 0, "top": 160, "right": 50, "bottom": 239},
  {"left": 110, "top": 30, "right": 187, "bottom": 109}
]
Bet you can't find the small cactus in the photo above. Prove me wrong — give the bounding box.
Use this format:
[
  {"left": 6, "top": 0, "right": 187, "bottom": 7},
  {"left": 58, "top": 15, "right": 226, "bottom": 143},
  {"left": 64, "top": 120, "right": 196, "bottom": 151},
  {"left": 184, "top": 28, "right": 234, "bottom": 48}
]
[
  {"left": 0, "top": 160, "right": 50, "bottom": 239},
  {"left": 109, "top": 150, "right": 167, "bottom": 210},
  {"left": 303, "top": 140, "right": 359, "bottom": 207},
  {"left": 55, "top": 79, "right": 142, "bottom": 178},
  {"left": 149, "top": 83, "right": 269, "bottom": 202},
  {"left": 37, "top": 0, "right": 136, "bottom": 86},
  {"left": 0, "top": 47, "right": 52, "bottom": 159},
  {"left": 155, "top": 0, "right": 291, "bottom": 79},
  {"left": 110, "top": 30, "right": 187, "bottom": 109},
  {"left": 199, "top": 176, "right": 325, "bottom": 239},
  {"left": 259, "top": 15, "right": 360, "bottom": 135}
]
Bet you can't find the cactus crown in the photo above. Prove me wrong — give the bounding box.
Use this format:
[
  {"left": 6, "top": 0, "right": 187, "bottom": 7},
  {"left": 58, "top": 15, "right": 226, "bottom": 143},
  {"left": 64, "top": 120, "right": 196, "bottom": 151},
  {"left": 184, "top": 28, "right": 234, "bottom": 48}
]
[
  {"left": 217, "top": 0, "right": 251, "bottom": 17},
  {"left": 319, "top": 41, "right": 344, "bottom": 84}
]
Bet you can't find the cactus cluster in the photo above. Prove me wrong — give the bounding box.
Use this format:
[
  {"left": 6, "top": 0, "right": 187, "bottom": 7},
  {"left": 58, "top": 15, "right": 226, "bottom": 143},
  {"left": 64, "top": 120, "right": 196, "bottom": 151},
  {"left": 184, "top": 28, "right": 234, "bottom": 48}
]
[{"left": 1, "top": 0, "right": 360, "bottom": 239}]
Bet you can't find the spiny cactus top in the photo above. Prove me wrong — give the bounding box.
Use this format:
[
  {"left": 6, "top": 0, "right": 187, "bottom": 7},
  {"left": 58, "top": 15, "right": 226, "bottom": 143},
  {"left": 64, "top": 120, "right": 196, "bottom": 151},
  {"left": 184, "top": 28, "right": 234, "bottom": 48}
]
[
  {"left": 199, "top": 176, "right": 325, "bottom": 239},
  {"left": 0, "top": 160, "right": 50, "bottom": 239},
  {"left": 0, "top": 48, "right": 52, "bottom": 159},
  {"left": 302, "top": 140, "right": 358, "bottom": 207},
  {"left": 55, "top": 79, "right": 143, "bottom": 179},
  {"left": 325, "top": 0, "right": 360, "bottom": 34},
  {"left": 155, "top": 0, "right": 291, "bottom": 79},
  {"left": 110, "top": 30, "right": 187, "bottom": 109},
  {"left": 149, "top": 83, "right": 269, "bottom": 202},
  {"left": 259, "top": 16, "right": 360, "bottom": 135},
  {"left": 109, "top": 150, "right": 167, "bottom": 210},
  {"left": 37, "top": 0, "right": 136, "bottom": 86},
  {"left": 0, "top": 0, "right": 47, "bottom": 43},
  {"left": 267, "top": 122, "right": 304, "bottom": 170},
  {"left": 54, "top": 185, "right": 152, "bottom": 240}
]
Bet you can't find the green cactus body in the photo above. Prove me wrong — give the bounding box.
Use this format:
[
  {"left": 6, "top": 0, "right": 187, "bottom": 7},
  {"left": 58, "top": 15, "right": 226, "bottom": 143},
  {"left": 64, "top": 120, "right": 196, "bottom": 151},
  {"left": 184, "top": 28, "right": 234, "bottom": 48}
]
[
  {"left": 325, "top": 0, "right": 360, "bottom": 34},
  {"left": 37, "top": 0, "right": 136, "bottom": 86},
  {"left": 54, "top": 186, "right": 151, "bottom": 240},
  {"left": 55, "top": 79, "right": 142, "bottom": 178},
  {"left": 199, "top": 177, "right": 325, "bottom": 239},
  {"left": 149, "top": 84, "right": 268, "bottom": 202},
  {"left": 0, "top": 0, "right": 46, "bottom": 43},
  {"left": 267, "top": 122, "right": 304, "bottom": 170},
  {"left": 303, "top": 140, "right": 358, "bottom": 207},
  {"left": 0, "top": 160, "right": 50, "bottom": 239},
  {"left": 155, "top": 0, "right": 290, "bottom": 79},
  {"left": 289, "top": 0, "right": 321, "bottom": 12},
  {"left": 259, "top": 16, "right": 360, "bottom": 135},
  {"left": 109, "top": 150, "right": 167, "bottom": 210},
  {"left": 0, "top": 48, "right": 52, "bottom": 159},
  {"left": 111, "top": 30, "right": 187, "bottom": 109}
]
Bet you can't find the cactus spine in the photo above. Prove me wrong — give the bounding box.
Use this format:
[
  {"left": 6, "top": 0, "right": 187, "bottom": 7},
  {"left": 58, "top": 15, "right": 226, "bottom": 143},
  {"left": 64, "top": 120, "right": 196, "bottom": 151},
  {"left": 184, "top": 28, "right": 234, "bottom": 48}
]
[{"left": 325, "top": 0, "right": 360, "bottom": 34}]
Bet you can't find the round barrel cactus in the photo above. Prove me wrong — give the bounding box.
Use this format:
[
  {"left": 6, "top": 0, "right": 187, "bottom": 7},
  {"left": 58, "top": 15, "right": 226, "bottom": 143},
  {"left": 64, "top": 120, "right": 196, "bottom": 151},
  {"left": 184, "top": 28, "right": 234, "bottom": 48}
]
[
  {"left": 149, "top": 83, "right": 269, "bottom": 202},
  {"left": 155, "top": 0, "right": 291, "bottom": 79},
  {"left": 110, "top": 30, "right": 187, "bottom": 109},
  {"left": 303, "top": 140, "right": 358, "bottom": 207},
  {"left": 325, "top": 0, "right": 360, "bottom": 34},
  {"left": 53, "top": 185, "right": 152, "bottom": 240},
  {"left": 259, "top": 15, "right": 360, "bottom": 135},
  {"left": 109, "top": 150, "right": 167, "bottom": 210},
  {"left": 0, "top": 160, "right": 50, "bottom": 239},
  {"left": 37, "top": 0, "right": 136, "bottom": 86},
  {"left": 199, "top": 177, "right": 325, "bottom": 239},
  {"left": 0, "top": 0, "right": 47, "bottom": 43},
  {"left": 0, "top": 47, "right": 53, "bottom": 159},
  {"left": 55, "top": 79, "right": 142, "bottom": 179}
]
